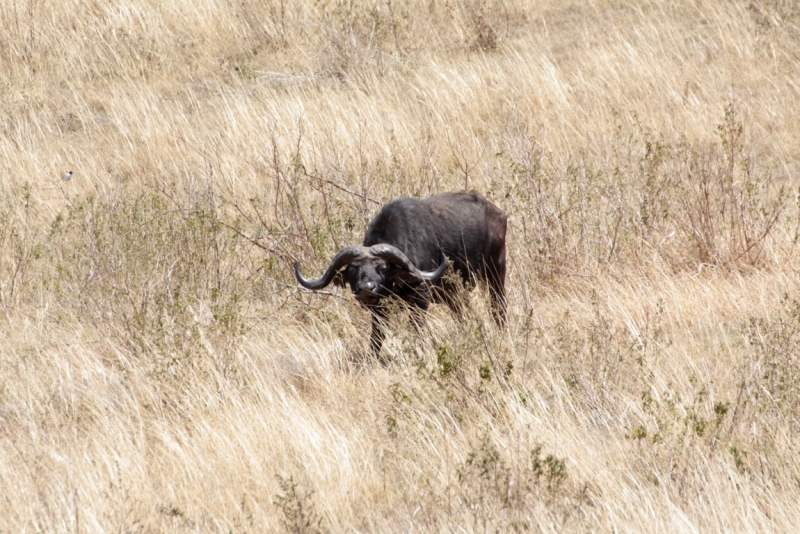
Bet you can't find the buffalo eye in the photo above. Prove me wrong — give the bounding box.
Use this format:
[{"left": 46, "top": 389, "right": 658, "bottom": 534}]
[{"left": 377, "top": 265, "right": 387, "bottom": 275}]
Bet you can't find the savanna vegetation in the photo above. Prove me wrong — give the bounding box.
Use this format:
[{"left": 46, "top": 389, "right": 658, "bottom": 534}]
[{"left": 1, "top": 0, "right": 799, "bottom": 531}]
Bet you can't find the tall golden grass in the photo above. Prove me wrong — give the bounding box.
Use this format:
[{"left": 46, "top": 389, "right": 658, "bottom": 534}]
[{"left": 2, "top": 0, "right": 800, "bottom": 531}]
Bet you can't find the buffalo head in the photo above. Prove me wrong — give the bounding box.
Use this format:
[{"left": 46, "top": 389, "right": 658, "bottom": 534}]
[{"left": 295, "top": 244, "right": 447, "bottom": 306}]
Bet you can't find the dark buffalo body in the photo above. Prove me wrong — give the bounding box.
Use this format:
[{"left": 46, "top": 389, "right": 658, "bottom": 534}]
[
  {"left": 295, "top": 190, "right": 507, "bottom": 358},
  {"left": 363, "top": 190, "right": 506, "bottom": 310}
]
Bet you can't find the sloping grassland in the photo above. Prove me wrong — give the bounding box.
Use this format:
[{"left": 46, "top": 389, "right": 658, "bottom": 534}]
[{"left": 1, "top": 0, "right": 799, "bottom": 531}]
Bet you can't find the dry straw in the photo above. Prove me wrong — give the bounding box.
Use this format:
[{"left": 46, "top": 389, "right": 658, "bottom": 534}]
[{"left": 1, "top": 0, "right": 799, "bottom": 531}]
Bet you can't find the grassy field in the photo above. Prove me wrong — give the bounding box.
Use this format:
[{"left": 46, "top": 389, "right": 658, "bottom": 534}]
[{"left": 2, "top": 0, "right": 800, "bottom": 531}]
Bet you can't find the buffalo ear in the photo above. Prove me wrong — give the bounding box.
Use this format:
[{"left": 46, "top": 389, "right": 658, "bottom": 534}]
[
  {"left": 332, "top": 270, "right": 346, "bottom": 287},
  {"left": 388, "top": 266, "right": 420, "bottom": 285}
]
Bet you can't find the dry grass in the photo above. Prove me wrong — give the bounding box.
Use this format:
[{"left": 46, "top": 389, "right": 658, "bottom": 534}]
[{"left": 2, "top": 0, "right": 800, "bottom": 531}]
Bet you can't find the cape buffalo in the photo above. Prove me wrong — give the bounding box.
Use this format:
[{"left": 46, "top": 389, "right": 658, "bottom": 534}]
[{"left": 295, "top": 190, "right": 507, "bottom": 357}]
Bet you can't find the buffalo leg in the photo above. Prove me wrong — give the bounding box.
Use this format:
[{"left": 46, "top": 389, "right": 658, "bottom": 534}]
[
  {"left": 407, "top": 285, "right": 432, "bottom": 332},
  {"left": 409, "top": 299, "right": 430, "bottom": 333},
  {"left": 436, "top": 273, "right": 470, "bottom": 320},
  {"left": 370, "top": 310, "right": 389, "bottom": 360},
  {"left": 487, "top": 250, "right": 507, "bottom": 327}
]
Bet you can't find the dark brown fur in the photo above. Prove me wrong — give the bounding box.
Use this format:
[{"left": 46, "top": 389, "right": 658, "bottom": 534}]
[{"left": 296, "top": 190, "right": 507, "bottom": 357}]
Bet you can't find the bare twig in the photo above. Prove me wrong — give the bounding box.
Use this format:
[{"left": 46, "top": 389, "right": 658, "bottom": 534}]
[
  {"left": 270, "top": 275, "right": 348, "bottom": 302},
  {"left": 731, "top": 205, "right": 784, "bottom": 265},
  {"left": 301, "top": 165, "right": 382, "bottom": 206},
  {"left": 216, "top": 218, "right": 269, "bottom": 251}
]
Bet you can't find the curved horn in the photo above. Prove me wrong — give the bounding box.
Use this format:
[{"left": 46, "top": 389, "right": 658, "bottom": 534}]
[
  {"left": 369, "top": 244, "right": 448, "bottom": 282},
  {"left": 295, "top": 246, "right": 367, "bottom": 290},
  {"left": 422, "top": 250, "right": 448, "bottom": 281}
]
